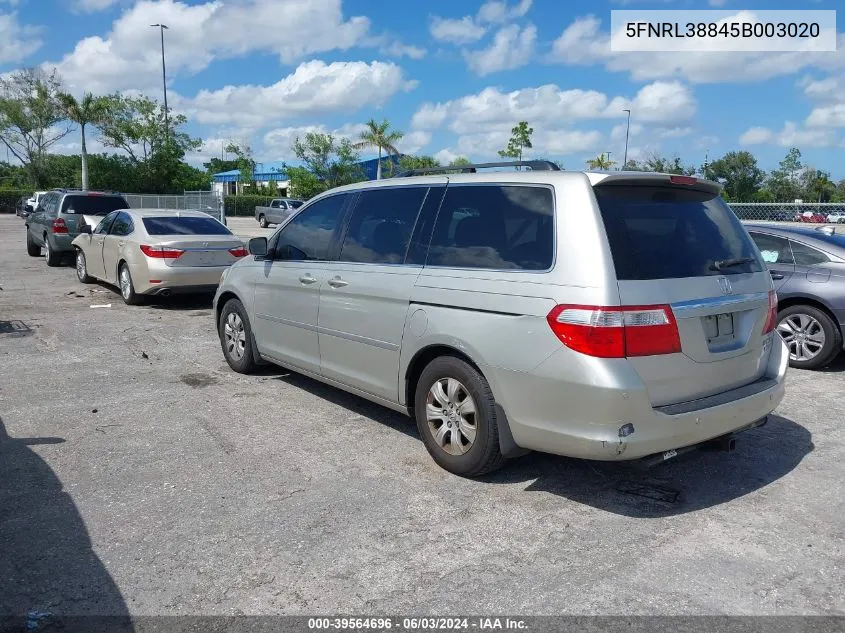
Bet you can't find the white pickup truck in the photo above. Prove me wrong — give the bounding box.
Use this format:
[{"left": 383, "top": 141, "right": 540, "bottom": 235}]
[{"left": 255, "top": 198, "right": 304, "bottom": 228}]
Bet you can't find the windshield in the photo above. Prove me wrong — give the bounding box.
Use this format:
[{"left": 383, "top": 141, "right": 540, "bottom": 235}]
[
  {"left": 142, "top": 216, "right": 232, "bottom": 236},
  {"left": 61, "top": 195, "right": 129, "bottom": 216},
  {"left": 288, "top": 200, "right": 304, "bottom": 209},
  {"left": 595, "top": 184, "right": 764, "bottom": 280}
]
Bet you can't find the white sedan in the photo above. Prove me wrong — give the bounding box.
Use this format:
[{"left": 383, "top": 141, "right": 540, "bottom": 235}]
[
  {"left": 826, "top": 211, "right": 845, "bottom": 223},
  {"left": 72, "top": 208, "right": 247, "bottom": 305}
]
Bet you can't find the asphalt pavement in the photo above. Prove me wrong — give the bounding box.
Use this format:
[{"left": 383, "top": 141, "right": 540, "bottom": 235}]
[{"left": 0, "top": 213, "right": 843, "bottom": 618}]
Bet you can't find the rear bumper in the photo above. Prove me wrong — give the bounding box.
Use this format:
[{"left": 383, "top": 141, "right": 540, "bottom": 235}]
[
  {"left": 487, "top": 334, "right": 788, "bottom": 461},
  {"left": 136, "top": 263, "right": 227, "bottom": 295},
  {"left": 48, "top": 233, "right": 75, "bottom": 253}
]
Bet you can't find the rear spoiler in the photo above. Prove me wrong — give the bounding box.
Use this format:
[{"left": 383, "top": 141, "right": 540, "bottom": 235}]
[{"left": 588, "top": 172, "right": 722, "bottom": 196}]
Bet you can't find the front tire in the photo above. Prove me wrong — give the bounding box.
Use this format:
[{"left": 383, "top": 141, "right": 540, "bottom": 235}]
[
  {"left": 44, "top": 236, "right": 61, "bottom": 267},
  {"left": 26, "top": 230, "right": 40, "bottom": 257},
  {"left": 414, "top": 356, "right": 505, "bottom": 477},
  {"left": 76, "top": 249, "right": 93, "bottom": 283},
  {"left": 777, "top": 304, "right": 842, "bottom": 370},
  {"left": 118, "top": 263, "right": 143, "bottom": 305},
  {"left": 258, "top": 215, "right": 268, "bottom": 228},
  {"left": 218, "top": 299, "right": 257, "bottom": 373}
]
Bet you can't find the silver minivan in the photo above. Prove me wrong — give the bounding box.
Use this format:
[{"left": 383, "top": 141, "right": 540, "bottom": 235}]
[{"left": 214, "top": 162, "right": 788, "bottom": 476}]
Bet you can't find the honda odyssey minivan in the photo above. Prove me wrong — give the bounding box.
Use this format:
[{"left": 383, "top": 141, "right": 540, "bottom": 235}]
[{"left": 213, "top": 162, "right": 788, "bottom": 476}]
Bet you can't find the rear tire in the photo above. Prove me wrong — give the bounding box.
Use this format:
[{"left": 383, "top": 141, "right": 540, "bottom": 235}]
[
  {"left": 777, "top": 304, "right": 841, "bottom": 370},
  {"left": 219, "top": 298, "right": 258, "bottom": 374},
  {"left": 118, "top": 263, "right": 143, "bottom": 305},
  {"left": 44, "top": 236, "right": 61, "bottom": 267},
  {"left": 26, "top": 230, "right": 40, "bottom": 257},
  {"left": 414, "top": 356, "right": 505, "bottom": 477},
  {"left": 258, "top": 215, "right": 268, "bottom": 228}
]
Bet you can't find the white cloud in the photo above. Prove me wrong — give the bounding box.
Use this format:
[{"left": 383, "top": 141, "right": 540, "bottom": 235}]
[
  {"left": 806, "top": 105, "right": 845, "bottom": 128},
  {"left": 800, "top": 75, "right": 844, "bottom": 102},
  {"left": 411, "top": 81, "right": 696, "bottom": 135},
  {"left": 435, "top": 126, "right": 603, "bottom": 163},
  {"left": 49, "top": 0, "right": 372, "bottom": 94},
  {"left": 433, "top": 148, "right": 463, "bottom": 164},
  {"left": 380, "top": 40, "right": 427, "bottom": 60},
  {"left": 739, "top": 121, "right": 836, "bottom": 147},
  {"left": 0, "top": 12, "right": 42, "bottom": 63},
  {"left": 610, "top": 122, "right": 644, "bottom": 142},
  {"left": 550, "top": 15, "right": 845, "bottom": 83},
  {"left": 72, "top": 0, "right": 119, "bottom": 12},
  {"left": 430, "top": 16, "right": 486, "bottom": 44},
  {"left": 176, "top": 60, "right": 415, "bottom": 128},
  {"left": 396, "top": 130, "right": 432, "bottom": 154},
  {"left": 465, "top": 24, "right": 536, "bottom": 76},
  {"left": 476, "top": 0, "right": 532, "bottom": 24}
]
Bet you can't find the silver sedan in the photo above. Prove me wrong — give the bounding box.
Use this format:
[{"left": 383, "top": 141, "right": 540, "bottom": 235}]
[{"left": 71, "top": 208, "right": 247, "bottom": 305}]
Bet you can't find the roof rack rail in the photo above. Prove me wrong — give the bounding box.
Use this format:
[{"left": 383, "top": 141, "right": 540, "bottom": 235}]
[{"left": 392, "top": 160, "right": 561, "bottom": 178}]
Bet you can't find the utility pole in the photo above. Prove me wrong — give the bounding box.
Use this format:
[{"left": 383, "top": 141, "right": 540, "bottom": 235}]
[
  {"left": 622, "top": 108, "right": 631, "bottom": 169},
  {"left": 150, "top": 24, "right": 169, "bottom": 144}
]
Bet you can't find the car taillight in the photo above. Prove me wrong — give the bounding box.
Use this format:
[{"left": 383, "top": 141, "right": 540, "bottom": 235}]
[
  {"left": 140, "top": 244, "right": 184, "bottom": 259},
  {"left": 51, "top": 218, "right": 68, "bottom": 234},
  {"left": 669, "top": 175, "right": 698, "bottom": 185},
  {"left": 546, "top": 304, "right": 682, "bottom": 358},
  {"left": 762, "top": 290, "right": 778, "bottom": 334},
  {"left": 228, "top": 246, "right": 248, "bottom": 258}
]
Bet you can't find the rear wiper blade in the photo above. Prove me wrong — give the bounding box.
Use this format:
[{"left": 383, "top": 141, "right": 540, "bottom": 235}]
[{"left": 709, "top": 257, "right": 755, "bottom": 271}]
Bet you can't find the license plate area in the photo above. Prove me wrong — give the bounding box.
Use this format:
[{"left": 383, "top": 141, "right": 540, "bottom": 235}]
[{"left": 703, "top": 312, "right": 736, "bottom": 347}]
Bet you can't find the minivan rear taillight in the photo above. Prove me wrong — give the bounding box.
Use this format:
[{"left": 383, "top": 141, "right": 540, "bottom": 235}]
[
  {"left": 547, "top": 304, "right": 682, "bottom": 358},
  {"left": 51, "top": 218, "right": 68, "bottom": 234},
  {"left": 762, "top": 290, "right": 778, "bottom": 334}
]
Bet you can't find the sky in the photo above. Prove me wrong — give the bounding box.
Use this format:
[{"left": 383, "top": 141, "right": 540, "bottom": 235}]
[{"left": 1, "top": 0, "right": 844, "bottom": 178}]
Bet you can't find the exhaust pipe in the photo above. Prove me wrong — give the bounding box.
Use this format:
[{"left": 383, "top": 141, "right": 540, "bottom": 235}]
[{"left": 159, "top": 289, "right": 172, "bottom": 297}]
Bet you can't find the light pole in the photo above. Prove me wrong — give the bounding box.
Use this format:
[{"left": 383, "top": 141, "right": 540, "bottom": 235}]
[
  {"left": 622, "top": 108, "right": 631, "bottom": 169},
  {"left": 150, "top": 24, "right": 169, "bottom": 144}
]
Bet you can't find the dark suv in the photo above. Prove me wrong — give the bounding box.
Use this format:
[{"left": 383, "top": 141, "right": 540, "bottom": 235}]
[{"left": 25, "top": 190, "right": 130, "bottom": 266}]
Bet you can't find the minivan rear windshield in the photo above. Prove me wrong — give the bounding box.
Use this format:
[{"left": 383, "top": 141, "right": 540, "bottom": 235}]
[
  {"left": 142, "top": 216, "right": 232, "bottom": 236},
  {"left": 61, "top": 195, "right": 128, "bottom": 216},
  {"left": 595, "top": 184, "right": 763, "bottom": 280}
]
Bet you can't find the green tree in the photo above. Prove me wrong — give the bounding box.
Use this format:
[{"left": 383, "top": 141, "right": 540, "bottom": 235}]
[
  {"left": 799, "top": 168, "right": 836, "bottom": 202},
  {"left": 0, "top": 68, "right": 72, "bottom": 187},
  {"left": 704, "top": 151, "right": 764, "bottom": 202},
  {"left": 763, "top": 148, "right": 804, "bottom": 202},
  {"left": 203, "top": 156, "right": 239, "bottom": 176},
  {"left": 586, "top": 153, "right": 616, "bottom": 170},
  {"left": 354, "top": 118, "right": 403, "bottom": 180},
  {"left": 98, "top": 94, "right": 201, "bottom": 193},
  {"left": 398, "top": 155, "right": 440, "bottom": 172},
  {"left": 289, "top": 132, "right": 365, "bottom": 199},
  {"left": 224, "top": 142, "right": 254, "bottom": 189},
  {"left": 57, "top": 92, "right": 111, "bottom": 190},
  {"left": 498, "top": 121, "right": 533, "bottom": 164},
  {"left": 449, "top": 157, "right": 472, "bottom": 167}
]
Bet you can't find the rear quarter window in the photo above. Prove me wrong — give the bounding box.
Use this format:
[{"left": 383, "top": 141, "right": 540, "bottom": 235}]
[{"left": 595, "top": 184, "right": 763, "bottom": 280}]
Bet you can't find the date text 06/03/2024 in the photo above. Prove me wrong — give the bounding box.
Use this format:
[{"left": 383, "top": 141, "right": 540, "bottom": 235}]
[{"left": 307, "top": 617, "right": 528, "bottom": 630}]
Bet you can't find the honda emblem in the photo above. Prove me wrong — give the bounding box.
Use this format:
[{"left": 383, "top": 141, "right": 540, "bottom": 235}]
[{"left": 717, "top": 277, "right": 733, "bottom": 295}]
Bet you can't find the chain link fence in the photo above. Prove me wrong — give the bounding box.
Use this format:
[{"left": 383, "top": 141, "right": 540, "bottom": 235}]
[
  {"left": 729, "top": 202, "right": 845, "bottom": 223},
  {"left": 123, "top": 191, "right": 226, "bottom": 225}
]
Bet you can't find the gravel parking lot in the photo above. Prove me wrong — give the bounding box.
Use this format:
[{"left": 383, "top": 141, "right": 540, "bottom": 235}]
[{"left": 1, "top": 212, "right": 843, "bottom": 618}]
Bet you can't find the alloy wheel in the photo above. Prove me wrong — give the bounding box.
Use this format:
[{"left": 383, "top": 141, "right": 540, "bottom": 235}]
[{"left": 778, "top": 313, "right": 826, "bottom": 362}]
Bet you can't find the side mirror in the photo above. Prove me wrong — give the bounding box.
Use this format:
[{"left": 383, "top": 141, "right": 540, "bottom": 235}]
[
  {"left": 80, "top": 224, "right": 92, "bottom": 235},
  {"left": 248, "top": 237, "right": 268, "bottom": 257}
]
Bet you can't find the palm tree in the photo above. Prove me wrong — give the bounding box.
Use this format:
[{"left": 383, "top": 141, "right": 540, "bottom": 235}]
[
  {"left": 57, "top": 92, "right": 111, "bottom": 190},
  {"left": 354, "top": 118, "right": 403, "bottom": 180},
  {"left": 586, "top": 153, "right": 616, "bottom": 170}
]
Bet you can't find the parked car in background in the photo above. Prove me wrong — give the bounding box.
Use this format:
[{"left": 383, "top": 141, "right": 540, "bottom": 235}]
[
  {"left": 72, "top": 209, "right": 247, "bottom": 305},
  {"left": 25, "top": 191, "right": 47, "bottom": 215},
  {"left": 768, "top": 209, "right": 795, "bottom": 222},
  {"left": 255, "top": 198, "right": 304, "bottom": 228},
  {"left": 25, "top": 190, "right": 129, "bottom": 266},
  {"left": 746, "top": 223, "right": 845, "bottom": 369},
  {"left": 15, "top": 196, "right": 32, "bottom": 217},
  {"left": 795, "top": 210, "right": 827, "bottom": 223},
  {"left": 214, "top": 164, "right": 786, "bottom": 476},
  {"left": 826, "top": 210, "right": 845, "bottom": 224}
]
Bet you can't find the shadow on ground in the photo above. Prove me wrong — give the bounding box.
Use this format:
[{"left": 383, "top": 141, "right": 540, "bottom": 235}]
[
  {"left": 269, "top": 372, "right": 813, "bottom": 518},
  {"left": 0, "top": 418, "right": 133, "bottom": 632}
]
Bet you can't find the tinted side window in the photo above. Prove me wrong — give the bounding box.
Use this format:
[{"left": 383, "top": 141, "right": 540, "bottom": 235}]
[
  {"left": 270, "top": 200, "right": 280, "bottom": 208},
  {"left": 274, "top": 194, "right": 348, "bottom": 261},
  {"left": 339, "top": 187, "right": 427, "bottom": 264},
  {"left": 748, "top": 232, "right": 794, "bottom": 264},
  {"left": 427, "top": 185, "right": 554, "bottom": 271},
  {"left": 94, "top": 211, "right": 118, "bottom": 235},
  {"left": 110, "top": 212, "right": 134, "bottom": 237},
  {"left": 790, "top": 241, "right": 829, "bottom": 266},
  {"left": 41, "top": 194, "right": 57, "bottom": 215}
]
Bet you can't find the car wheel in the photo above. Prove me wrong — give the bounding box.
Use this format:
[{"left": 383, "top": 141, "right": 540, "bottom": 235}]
[
  {"left": 44, "top": 236, "right": 61, "bottom": 267},
  {"left": 414, "top": 356, "right": 505, "bottom": 477},
  {"left": 76, "top": 249, "right": 93, "bottom": 283},
  {"left": 218, "top": 298, "right": 258, "bottom": 374},
  {"left": 118, "top": 263, "right": 143, "bottom": 305},
  {"left": 258, "top": 215, "right": 268, "bottom": 228},
  {"left": 26, "top": 230, "right": 40, "bottom": 257},
  {"left": 777, "top": 305, "right": 842, "bottom": 370}
]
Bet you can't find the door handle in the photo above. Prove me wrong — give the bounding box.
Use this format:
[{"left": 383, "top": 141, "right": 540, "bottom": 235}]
[
  {"left": 117, "top": 241, "right": 125, "bottom": 247},
  {"left": 770, "top": 271, "right": 785, "bottom": 280},
  {"left": 298, "top": 274, "right": 318, "bottom": 285},
  {"left": 327, "top": 277, "right": 348, "bottom": 288}
]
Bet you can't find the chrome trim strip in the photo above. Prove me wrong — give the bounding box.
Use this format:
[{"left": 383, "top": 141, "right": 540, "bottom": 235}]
[{"left": 671, "top": 291, "right": 769, "bottom": 316}]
